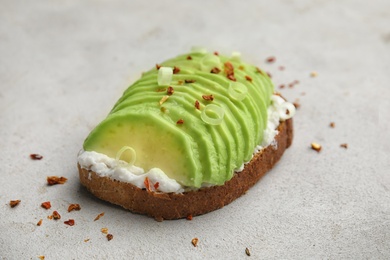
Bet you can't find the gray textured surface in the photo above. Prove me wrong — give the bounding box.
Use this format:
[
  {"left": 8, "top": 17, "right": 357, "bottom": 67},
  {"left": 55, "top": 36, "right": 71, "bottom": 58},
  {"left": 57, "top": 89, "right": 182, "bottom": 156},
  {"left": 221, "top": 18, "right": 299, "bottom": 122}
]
[{"left": 1, "top": 0, "right": 389, "bottom": 259}]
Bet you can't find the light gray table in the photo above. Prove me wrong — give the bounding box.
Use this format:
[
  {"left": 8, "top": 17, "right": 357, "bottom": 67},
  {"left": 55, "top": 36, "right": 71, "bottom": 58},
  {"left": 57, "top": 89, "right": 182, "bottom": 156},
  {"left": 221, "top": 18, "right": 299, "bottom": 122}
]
[{"left": 1, "top": 0, "right": 389, "bottom": 259}]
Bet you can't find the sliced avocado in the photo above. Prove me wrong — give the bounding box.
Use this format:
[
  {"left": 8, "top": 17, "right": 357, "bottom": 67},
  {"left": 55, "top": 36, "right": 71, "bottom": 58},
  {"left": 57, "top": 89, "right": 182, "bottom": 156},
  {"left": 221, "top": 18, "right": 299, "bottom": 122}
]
[{"left": 83, "top": 109, "right": 203, "bottom": 187}]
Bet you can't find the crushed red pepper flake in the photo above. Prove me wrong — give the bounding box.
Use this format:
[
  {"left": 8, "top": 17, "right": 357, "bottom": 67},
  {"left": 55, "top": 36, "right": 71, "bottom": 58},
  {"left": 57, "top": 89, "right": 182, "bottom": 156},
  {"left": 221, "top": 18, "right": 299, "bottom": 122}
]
[
  {"left": 107, "top": 234, "right": 114, "bottom": 241},
  {"left": 101, "top": 227, "right": 109, "bottom": 234},
  {"left": 330, "top": 122, "right": 335, "bottom": 128},
  {"left": 68, "top": 203, "right": 81, "bottom": 212},
  {"left": 47, "top": 176, "right": 67, "bottom": 185},
  {"left": 186, "top": 55, "right": 192, "bottom": 60},
  {"left": 155, "top": 64, "right": 161, "bottom": 70},
  {"left": 41, "top": 201, "right": 51, "bottom": 209},
  {"left": 224, "top": 61, "right": 236, "bottom": 81},
  {"left": 213, "top": 51, "right": 219, "bottom": 56},
  {"left": 52, "top": 211, "right": 61, "bottom": 220},
  {"left": 176, "top": 119, "right": 184, "bottom": 125},
  {"left": 202, "top": 95, "right": 214, "bottom": 101},
  {"left": 173, "top": 66, "right": 180, "bottom": 74},
  {"left": 311, "top": 143, "right": 322, "bottom": 152},
  {"left": 185, "top": 79, "right": 196, "bottom": 83},
  {"left": 30, "top": 154, "right": 43, "bottom": 160},
  {"left": 191, "top": 238, "right": 199, "bottom": 247},
  {"left": 144, "top": 177, "right": 152, "bottom": 192},
  {"left": 266, "top": 56, "right": 276, "bottom": 63},
  {"left": 47, "top": 215, "right": 53, "bottom": 220},
  {"left": 210, "top": 67, "right": 221, "bottom": 74},
  {"left": 37, "top": 219, "right": 43, "bottom": 226},
  {"left": 154, "top": 182, "right": 160, "bottom": 190},
  {"left": 10, "top": 200, "right": 21, "bottom": 208},
  {"left": 340, "top": 143, "right": 348, "bottom": 149},
  {"left": 195, "top": 100, "right": 200, "bottom": 110},
  {"left": 186, "top": 214, "right": 193, "bottom": 220},
  {"left": 94, "top": 212, "right": 105, "bottom": 221},
  {"left": 288, "top": 80, "right": 300, "bottom": 88},
  {"left": 167, "top": 86, "right": 174, "bottom": 95},
  {"left": 245, "top": 247, "right": 251, "bottom": 256},
  {"left": 245, "top": 75, "right": 253, "bottom": 82},
  {"left": 64, "top": 219, "right": 75, "bottom": 226},
  {"left": 279, "top": 84, "right": 285, "bottom": 89}
]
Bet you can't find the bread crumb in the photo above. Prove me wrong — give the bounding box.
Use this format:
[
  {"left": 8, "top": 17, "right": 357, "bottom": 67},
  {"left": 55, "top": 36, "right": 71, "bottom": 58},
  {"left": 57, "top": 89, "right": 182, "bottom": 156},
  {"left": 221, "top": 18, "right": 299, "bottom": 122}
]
[
  {"left": 191, "top": 238, "right": 199, "bottom": 247},
  {"left": 340, "top": 143, "right": 348, "bottom": 149},
  {"left": 245, "top": 247, "right": 251, "bottom": 256},
  {"left": 310, "top": 71, "right": 318, "bottom": 77},
  {"left": 311, "top": 143, "right": 322, "bottom": 152},
  {"left": 101, "top": 227, "right": 108, "bottom": 234},
  {"left": 107, "top": 234, "right": 113, "bottom": 241},
  {"left": 94, "top": 212, "right": 105, "bottom": 221},
  {"left": 37, "top": 219, "right": 43, "bottom": 226},
  {"left": 9, "top": 200, "right": 21, "bottom": 208},
  {"left": 329, "top": 122, "right": 335, "bottom": 128}
]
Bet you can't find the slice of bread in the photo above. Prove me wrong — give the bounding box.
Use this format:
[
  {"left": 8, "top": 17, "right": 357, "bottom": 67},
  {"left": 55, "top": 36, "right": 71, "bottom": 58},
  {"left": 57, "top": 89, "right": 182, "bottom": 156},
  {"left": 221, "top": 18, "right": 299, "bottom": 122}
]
[{"left": 78, "top": 117, "right": 293, "bottom": 221}]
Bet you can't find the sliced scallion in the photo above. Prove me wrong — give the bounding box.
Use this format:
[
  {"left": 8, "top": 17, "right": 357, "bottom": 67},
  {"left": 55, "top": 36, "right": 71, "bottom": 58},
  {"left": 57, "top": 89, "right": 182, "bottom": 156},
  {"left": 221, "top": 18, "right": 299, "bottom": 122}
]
[
  {"left": 115, "top": 146, "right": 136, "bottom": 167},
  {"left": 201, "top": 104, "right": 225, "bottom": 125},
  {"left": 158, "top": 67, "right": 173, "bottom": 86},
  {"left": 200, "top": 54, "right": 221, "bottom": 73},
  {"left": 228, "top": 82, "right": 248, "bottom": 101}
]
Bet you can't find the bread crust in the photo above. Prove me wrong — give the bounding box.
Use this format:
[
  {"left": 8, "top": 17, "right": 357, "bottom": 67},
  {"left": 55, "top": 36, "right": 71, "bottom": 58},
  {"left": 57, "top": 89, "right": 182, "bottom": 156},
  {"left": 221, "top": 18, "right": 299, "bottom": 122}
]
[{"left": 78, "top": 118, "right": 293, "bottom": 221}]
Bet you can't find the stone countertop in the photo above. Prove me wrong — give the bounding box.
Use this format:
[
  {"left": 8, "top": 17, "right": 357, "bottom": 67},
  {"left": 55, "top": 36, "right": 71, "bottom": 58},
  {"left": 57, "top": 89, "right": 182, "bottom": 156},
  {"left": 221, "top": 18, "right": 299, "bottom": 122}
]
[{"left": 0, "top": 0, "right": 389, "bottom": 259}]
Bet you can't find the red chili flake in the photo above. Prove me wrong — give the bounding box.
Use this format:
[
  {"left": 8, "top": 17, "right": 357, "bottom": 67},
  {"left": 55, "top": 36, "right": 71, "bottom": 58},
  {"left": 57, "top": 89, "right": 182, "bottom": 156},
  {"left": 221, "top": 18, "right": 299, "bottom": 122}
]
[
  {"left": 94, "top": 212, "right": 105, "bottom": 221},
  {"left": 210, "top": 67, "right": 221, "bottom": 74},
  {"left": 176, "top": 119, "right": 184, "bottom": 125},
  {"left": 266, "top": 56, "right": 276, "bottom": 63},
  {"left": 37, "top": 219, "right": 43, "bottom": 226},
  {"left": 144, "top": 177, "right": 152, "bottom": 192},
  {"left": 213, "top": 51, "right": 219, "bottom": 56},
  {"left": 266, "top": 72, "right": 272, "bottom": 78},
  {"left": 155, "top": 64, "right": 161, "bottom": 70},
  {"left": 173, "top": 66, "right": 180, "bottom": 74},
  {"left": 30, "top": 154, "right": 43, "bottom": 160},
  {"left": 202, "top": 95, "right": 214, "bottom": 101},
  {"left": 154, "top": 182, "right": 160, "bottom": 190},
  {"left": 186, "top": 214, "right": 193, "bottom": 221},
  {"left": 68, "top": 203, "right": 81, "bottom": 212},
  {"left": 47, "top": 176, "right": 67, "bottom": 185},
  {"left": 288, "top": 80, "right": 300, "bottom": 88},
  {"left": 185, "top": 79, "right": 196, "bottom": 83},
  {"left": 340, "top": 143, "right": 348, "bottom": 149},
  {"left": 245, "top": 75, "right": 253, "bottom": 82},
  {"left": 191, "top": 238, "right": 199, "bottom": 247},
  {"left": 224, "top": 61, "right": 236, "bottom": 81},
  {"left": 278, "top": 66, "right": 285, "bottom": 71},
  {"left": 41, "top": 201, "right": 51, "bottom": 210},
  {"left": 52, "top": 211, "right": 61, "bottom": 220},
  {"left": 64, "top": 219, "right": 75, "bottom": 226},
  {"left": 195, "top": 100, "right": 200, "bottom": 110},
  {"left": 279, "top": 84, "right": 285, "bottom": 89},
  {"left": 107, "top": 234, "right": 114, "bottom": 241},
  {"left": 330, "top": 122, "right": 335, "bottom": 128},
  {"left": 10, "top": 200, "right": 21, "bottom": 208},
  {"left": 186, "top": 55, "right": 192, "bottom": 60},
  {"left": 167, "top": 86, "right": 174, "bottom": 95},
  {"left": 238, "top": 65, "right": 245, "bottom": 70}
]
